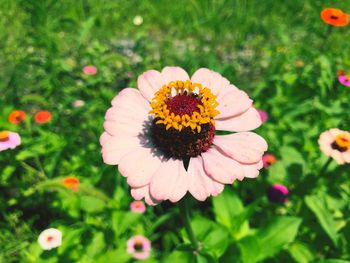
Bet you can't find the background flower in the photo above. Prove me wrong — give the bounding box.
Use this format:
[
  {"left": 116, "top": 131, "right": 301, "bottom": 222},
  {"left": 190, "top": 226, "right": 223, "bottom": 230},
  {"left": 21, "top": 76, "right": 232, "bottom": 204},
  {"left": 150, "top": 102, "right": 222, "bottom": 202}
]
[
  {"left": 83, "top": 65, "right": 97, "bottom": 75},
  {"left": 8, "top": 110, "right": 26, "bottom": 124},
  {"left": 0, "top": 131, "right": 21, "bottom": 152},
  {"left": 321, "top": 8, "right": 348, "bottom": 27},
  {"left": 37, "top": 228, "right": 62, "bottom": 250},
  {"left": 130, "top": 200, "right": 146, "bottom": 213},
  {"left": 34, "top": 110, "right": 52, "bottom": 124},
  {"left": 127, "top": 235, "right": 151, "bottom": 260},
  {"left": 267, "top": 184, "right": 289, "bottom": 203}
]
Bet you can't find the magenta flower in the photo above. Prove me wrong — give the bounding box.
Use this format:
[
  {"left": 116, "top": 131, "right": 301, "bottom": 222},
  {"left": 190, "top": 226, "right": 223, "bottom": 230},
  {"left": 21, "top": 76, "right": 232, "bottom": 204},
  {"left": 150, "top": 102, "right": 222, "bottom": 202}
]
[
  {"left": 318, "top": 128, "right": 350, "bottom": 164},
  {"left": 0, "top": 131, "right": 21, "bottom": 152},
  {"left": 267, "top": 184, "right": 288, "bottom": 203},
  {"left": 262, "top": 153, "right": 277, "bottom": 168},
  {"left": 127, "top": 235, "right": 151, "bottom": 260},
  {"left": 338, "top": 75, "right": 350, "bottom": 87},
  {"left": 257, "top": 109, "right": 268, "bottom": 123},
  {"left": 100, "top": 67, "right": 268, "bottom": 205},
  {"left": 130, "top": 200, "right": 146, "bottom": 213},
  {"left": 83, "top": 65, "right": 97, "bottom": 75}
]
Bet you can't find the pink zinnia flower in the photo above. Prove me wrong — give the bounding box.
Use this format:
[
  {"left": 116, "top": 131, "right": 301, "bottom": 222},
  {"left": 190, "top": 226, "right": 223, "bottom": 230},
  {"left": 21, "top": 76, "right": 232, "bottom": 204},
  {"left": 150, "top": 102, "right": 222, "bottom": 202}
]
[
  {"left": 0, "top": 131, "right": 21, "bottom": 152},
  {"left": 127, "top": 235, "right": 151, "bottom": 260},
  {"left": 267, "top": 184, "right": 288, "bottom": 203},
  {"left": 318, "top": 128, "right": 350, "bottom": 164},
  {"left": 100, "top": 67, "right": 268, "bottom": 205},
  {"left": 130, "top": 200, "right": 146, "bottom": 213},
  {"left": 338, "top": 74, "right": 350, "bottom": 87},
  {"left": 37, "top": 228, "right": 62, "bottom": 250},
  {"left": 257, "top": 109, "right": 268, "bottom": 123},
  {"left": 262, "top": 153, "right": 277, "bottom": 168},
  {"left": 72, "top": 100, "right": 85, "bottom": 108},
  {"left": 83, "top": 65, "right": 97, "bottom": 75}
]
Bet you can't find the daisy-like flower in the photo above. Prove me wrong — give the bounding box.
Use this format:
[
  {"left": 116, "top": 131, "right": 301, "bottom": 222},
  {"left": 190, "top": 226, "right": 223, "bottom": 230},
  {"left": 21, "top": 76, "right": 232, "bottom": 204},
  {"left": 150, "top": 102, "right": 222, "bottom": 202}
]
[
  {"left": 37, "top": 228, "right": 62, "bottom": 250},
  {"left": 127, "top": 235, "right": 151, "bottom": 260},
  {"left": 0, "top": 131, "right": 21, "bottom": 152},
  {"left": 62, "top": 177, "right": 80, "bottom": 192},
  {"left": 257, "top": 109, "right": 268, "bottom": 123},
  {"left": 35, "top": 110, "right": 52, "bottom": 124},
  {"left": 83, "top": 65, "right": 97, "bottom": 75},
  {"left": 262, "top": 153, "right": 277, "bottom": 168},
  {"left": 72, "top": 99, "right": 85, "bottom": 108},
  {"left": 321, "top": 8, "right": 349, "bottom": 27},
  {"left": 133, "top": 15, "right": 143, "bottom": 26},
  {"left": 338, "top": 74, "right": 350, "bottom": 87},
  {"left": 267, "top": 184, "right": 288, "bottom": 203},
  {"left": 8, "top": 110, "right": 26, "bottom": 124},
  {"left": 100, "top": 67, "right": 268, "bottom": 205},
  {"left": 130, "top": 200, "right": 146, "bottom": 213},
  {"left": 318, "top": 128, "right": 350, "bottom": 164}
]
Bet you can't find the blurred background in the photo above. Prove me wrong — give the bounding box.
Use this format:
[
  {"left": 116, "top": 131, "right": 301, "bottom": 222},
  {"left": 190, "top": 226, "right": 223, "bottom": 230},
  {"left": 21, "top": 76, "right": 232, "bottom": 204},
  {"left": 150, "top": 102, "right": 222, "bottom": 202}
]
[{"left": 1, "top": 0, "right": 350, "bottom": 262}]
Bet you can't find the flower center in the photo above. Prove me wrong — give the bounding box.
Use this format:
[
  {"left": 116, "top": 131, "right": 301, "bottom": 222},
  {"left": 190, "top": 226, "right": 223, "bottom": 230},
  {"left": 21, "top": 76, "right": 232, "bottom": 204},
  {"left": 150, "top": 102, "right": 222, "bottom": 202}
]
[
  {"left": 330, "top": 15, "right": 339, "bottom": 20},
  {"left": 149, "top": 80, "right": 218, "bottom": 160},
  {"left": 133, "top": 240, "right": 143, "bottom": 252},
  {"left": 0, "top": 131, "right": 10, "bottom": 142},
  {"left": 332, "top": 133, "right": 350, "bottom": 152},
  {"left": 47, "top": 236, "right": 54, "bottom": 242}
]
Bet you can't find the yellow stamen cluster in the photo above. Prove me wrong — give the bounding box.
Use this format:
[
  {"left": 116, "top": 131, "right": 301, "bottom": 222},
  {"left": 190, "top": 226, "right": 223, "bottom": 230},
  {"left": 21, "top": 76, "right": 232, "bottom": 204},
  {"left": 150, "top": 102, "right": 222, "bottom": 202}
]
[
  {"left": 149, "top": 80, "right": 219, "bottom": 133},
  {"left": 0, "top": 131, "right": 9, "bottom": 142},
  {"left": 335, "top": 132, "right": 350, "bottom": 148}
]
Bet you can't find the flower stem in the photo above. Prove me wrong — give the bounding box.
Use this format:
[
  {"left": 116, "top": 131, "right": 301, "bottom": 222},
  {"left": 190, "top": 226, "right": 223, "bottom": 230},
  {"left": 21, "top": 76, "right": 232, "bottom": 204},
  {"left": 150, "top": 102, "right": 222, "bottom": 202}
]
[
  {"left": 320, "top": 157, "right": 332, "bottom": 175},
  {"left": 179, "top": 197, "right": 198, "bottom": 249}
]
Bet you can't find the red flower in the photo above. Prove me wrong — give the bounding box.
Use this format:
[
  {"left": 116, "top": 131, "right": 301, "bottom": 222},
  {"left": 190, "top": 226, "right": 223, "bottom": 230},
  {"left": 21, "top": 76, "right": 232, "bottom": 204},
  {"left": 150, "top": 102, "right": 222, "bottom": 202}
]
[
  {"left": 35, "top": 111, "right": 52, "bottom": 124},
  {"left": 8, "top": 110, "right": 26, "bottom": 124},
  {"left": 321, "top": 8, "right": 348, "bottom": 27},
  {"left": 62, "top": 177, "right": 80, "bottom": 192}
]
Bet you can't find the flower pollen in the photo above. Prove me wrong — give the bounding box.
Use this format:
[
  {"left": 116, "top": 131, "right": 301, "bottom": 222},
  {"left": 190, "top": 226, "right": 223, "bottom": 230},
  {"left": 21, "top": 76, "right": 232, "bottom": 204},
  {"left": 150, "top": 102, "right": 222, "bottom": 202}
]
[
  {"left": 333, "top": 132, "right": 350, "bottom": 151},
  {"left": 0, "top": 131, "right": 10, "bottom": 142}
]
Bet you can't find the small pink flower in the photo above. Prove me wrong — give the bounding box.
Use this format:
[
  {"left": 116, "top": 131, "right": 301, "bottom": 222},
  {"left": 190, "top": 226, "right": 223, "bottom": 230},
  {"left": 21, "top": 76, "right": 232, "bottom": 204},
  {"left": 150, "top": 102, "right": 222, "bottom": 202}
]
[
  {"left": 262, "top": 154, "right": 277, "bottom": 168},
  {"left": 100, "top": 67, "right": 268, "bottom": 205},
  {"left": 257, "top": 109, "right": 268, "bottom": 123},
  {"left": 338, "top": 75, "right": 350, "bottom": 87},
  {"left": 0, "top": 131, "right": 21, "bottom": 152},
  {"left": 130, "top": 200, "right": 146, "bottom": 213},
  {"left": 127, "top": 235, "right": 151, "bottom": 260},
  {"left": 38, "top": 228, "right": 62, "bottom": 250},
  {"left": 72, "top": 100, "right": 85, "bottom": 108},
  {"left": 83, "top": 65, "right": 97, "bottom": 75},
  {"left": 318, "top": 128, "right": 350, "bottom": 164},
  {"left": 267, "top": 184, "right": 288, "bottom": 203}
]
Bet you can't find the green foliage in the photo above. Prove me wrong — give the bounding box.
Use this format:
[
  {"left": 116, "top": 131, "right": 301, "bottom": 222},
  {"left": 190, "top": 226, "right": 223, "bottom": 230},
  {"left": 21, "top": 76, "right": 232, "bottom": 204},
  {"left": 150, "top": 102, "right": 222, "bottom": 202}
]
[{"left": 1, "top": 0, "right": 350, "bottom": 262}]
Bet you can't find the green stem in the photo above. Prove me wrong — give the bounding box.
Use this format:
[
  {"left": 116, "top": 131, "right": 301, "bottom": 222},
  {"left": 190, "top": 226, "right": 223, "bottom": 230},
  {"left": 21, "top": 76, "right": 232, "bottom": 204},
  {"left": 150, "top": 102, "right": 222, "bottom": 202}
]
[
  {"left": 179, "top": 197, "right": 198, "bottom": 249},
  {"left": 319, "top": 157, "right": 332, "bottom": 175}
]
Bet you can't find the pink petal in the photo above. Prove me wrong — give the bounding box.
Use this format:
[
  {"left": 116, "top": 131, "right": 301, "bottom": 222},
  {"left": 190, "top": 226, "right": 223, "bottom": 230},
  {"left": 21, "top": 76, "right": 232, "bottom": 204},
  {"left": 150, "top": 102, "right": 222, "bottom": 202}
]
[
  {"left": 214, "top": 132, "right": 268, "bottom": 164},
  {"left": 215, "top": 89, "right": 253, "bottom": 119},
  {"left": 149, "top": 158, "right": 188, "bottom": 202},
  {"left": 187, "top": 156, "right": 224, "bottom": 201},
  {"left": 161, "top": 66, "right": 190, "bottom": 84},
  {"left": 237, "top": 160, "right": 263, "bottom": 180},
  {"left": 119, "top": 147, "right": 162, "bottom": 188},
  {"left": 214, "top": 107, "right": 262, "bottom": 132},
  {"left": 201, "top": 147, "right": 242, "bottom": 184},
  {"left": 191, "top": 68, "right": 233, "bottom": 97},
  {"left": 137, "top": 70, "right": 165, "bottom": 102},
  {"left": 101, "top": 135, "right": 142, "bottom": 165},
  {"left": 99, "top": 132, "right": 112, "bottom": 146},
  {"left": 131, "top": 185, "right": 158, "bottom": 206}
]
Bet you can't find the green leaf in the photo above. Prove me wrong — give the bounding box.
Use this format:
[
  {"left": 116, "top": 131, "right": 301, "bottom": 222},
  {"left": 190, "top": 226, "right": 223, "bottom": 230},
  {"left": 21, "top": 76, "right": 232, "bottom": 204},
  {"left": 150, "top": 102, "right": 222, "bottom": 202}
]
[
  {"left": 305, "top": 195, "right": 338, "bottom": 246},
  {"left": 112, "top": 211, "right": 141, "bottom": 238},
  {"left": 287, "top": 242, "right": 315, "bottom": 263},
  {"left": 163, "top": 251, "right": 195, "bottom": 263},
  {"left": 238, "top": 216, "right": 302, "bottom": 263},
  {"left": 86, "top": 232, "right": 106, "bottom": 258},
  {"left": 80, "top": 196, "right": 106, "bottom": 213},
  {"left": 316, "top": 260, "right": 350, "bottom": 263}
]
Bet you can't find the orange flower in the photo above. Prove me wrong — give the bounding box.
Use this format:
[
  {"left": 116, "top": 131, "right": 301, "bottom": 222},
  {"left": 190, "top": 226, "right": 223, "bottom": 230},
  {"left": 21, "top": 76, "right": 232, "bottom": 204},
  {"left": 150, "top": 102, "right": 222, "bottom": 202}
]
[
  {"left": 62, "top": 177, "right": 80, "bottom": 192},
  {"left": 34, "top": 111, "right": 52, "bottom": 124},
  {"left": 8, "top": 110, "right": 26, "bottom": 124},
  {"left": 321, "top": 8, "right": 349, "bottom": 27}
]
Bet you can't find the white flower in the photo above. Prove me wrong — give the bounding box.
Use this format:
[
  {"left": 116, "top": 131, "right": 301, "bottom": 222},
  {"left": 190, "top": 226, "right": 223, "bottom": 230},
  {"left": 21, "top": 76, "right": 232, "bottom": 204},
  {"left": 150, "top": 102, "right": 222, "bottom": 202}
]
[
  {"left": 37, "top": 228, "right": 62, "bottom": 250},
  {"left": 133, "top": 15, "right": 143, "bottom": 26}
]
